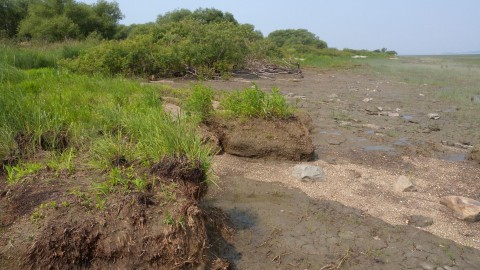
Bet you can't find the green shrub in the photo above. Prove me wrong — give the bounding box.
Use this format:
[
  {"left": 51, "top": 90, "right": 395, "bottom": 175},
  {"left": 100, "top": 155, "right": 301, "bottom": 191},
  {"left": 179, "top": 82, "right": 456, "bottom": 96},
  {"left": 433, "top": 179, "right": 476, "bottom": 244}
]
[
  {"left": 222, "top": 84, "right": 294, "bottom": 119},
  {"left": 61, "top": 17, "right": 275, "bottom": 79}
]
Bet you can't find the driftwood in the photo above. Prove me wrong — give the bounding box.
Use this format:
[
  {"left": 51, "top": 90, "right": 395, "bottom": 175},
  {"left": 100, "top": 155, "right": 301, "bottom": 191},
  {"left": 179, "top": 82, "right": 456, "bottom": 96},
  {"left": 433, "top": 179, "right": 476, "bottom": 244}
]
[{"left": 235, "top": 58, "right": 303, "bottom": 79}]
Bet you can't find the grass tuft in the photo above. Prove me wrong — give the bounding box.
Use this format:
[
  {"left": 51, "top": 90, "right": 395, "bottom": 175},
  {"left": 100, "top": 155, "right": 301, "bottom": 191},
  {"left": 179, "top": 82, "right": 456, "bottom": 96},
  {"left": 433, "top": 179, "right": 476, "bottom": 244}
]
[{"left": 221, "top": 84, "right": 294, "bottom": 119}]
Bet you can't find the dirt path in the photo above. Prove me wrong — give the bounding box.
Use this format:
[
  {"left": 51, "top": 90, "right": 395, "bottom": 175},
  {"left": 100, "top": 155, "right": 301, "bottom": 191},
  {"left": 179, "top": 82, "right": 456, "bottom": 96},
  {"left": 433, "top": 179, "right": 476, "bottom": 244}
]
[{"left": 189, "top": 67, "right": 480, "bottom": 268}]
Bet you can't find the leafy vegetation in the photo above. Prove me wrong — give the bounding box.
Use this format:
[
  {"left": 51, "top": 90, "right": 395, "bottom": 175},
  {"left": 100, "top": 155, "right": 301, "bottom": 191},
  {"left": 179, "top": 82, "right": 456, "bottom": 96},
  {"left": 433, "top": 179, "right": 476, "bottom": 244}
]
[
  {"left": 17, "top": 0, "right": 123, "bottom": 41},
  {"left": 0, "top": 65, "right": 212, "bottom": 182},
  {"left": 185, "top": 84, "right": 215, "bottom": 122},
  {"left": 222, "top": 84, "right": 294, "bottom": 119},
  {"left": 60, "top": 15, "right": 270, "bottom": 78},
  {"left": 268, "top": 29, "right": 328, "bottom": 52}
]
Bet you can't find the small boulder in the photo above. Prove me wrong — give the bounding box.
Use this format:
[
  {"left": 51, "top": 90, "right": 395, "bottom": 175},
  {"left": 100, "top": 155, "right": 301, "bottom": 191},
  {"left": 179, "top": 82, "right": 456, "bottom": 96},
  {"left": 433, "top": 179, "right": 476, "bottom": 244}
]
[
  {"left": 292, "top": 165, "right": 325, "bottom": 182},
  {"left": 164, "top": 103, "right": 183, "bottom": 117},
  {"left": 407, "top": 215, "right": 434, "bottom": 227},
  {"left": 468, "top": 144, "right": 480, "bottom": 164},
  {"left": 394, "top": 175, "right": 417, "bottom": 192},
  {"left": 440, "top": 196, "right": 480, "bottom": 222},
  {"left": 471, "top": 95, "right": 480, "bottom": 104},
  {"left": 428, "top": 113, "right": 440, "bottom": 120}
]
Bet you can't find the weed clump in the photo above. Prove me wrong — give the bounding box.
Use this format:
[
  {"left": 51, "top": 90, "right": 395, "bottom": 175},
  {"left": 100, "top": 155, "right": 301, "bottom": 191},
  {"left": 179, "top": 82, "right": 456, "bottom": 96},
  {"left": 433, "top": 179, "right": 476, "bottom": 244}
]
[
  {"left": 184, "top": 84, "right": 214, "bottom": 122},
  {"left": 222, "top": 84, "right": 294, "bottom": 119}
]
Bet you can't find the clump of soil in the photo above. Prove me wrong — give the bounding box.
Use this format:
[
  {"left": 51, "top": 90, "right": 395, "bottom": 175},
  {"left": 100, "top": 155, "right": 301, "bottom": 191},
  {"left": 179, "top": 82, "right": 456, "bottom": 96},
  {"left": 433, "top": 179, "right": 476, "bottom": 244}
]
[
  {"left": 14, "top": 132, "right": 34, "bottom": 157},
  {"left": 40, "top": 130, "right": 69, "bottom": 152},
  {"left": 24, "top": 196, "right": 217, "bottom": 269},
  {"left": 207, "top": 114, "right": 314, "bottom": 161},
  {"left": 151, "top": 155, "right": 208, "bottom": 201},
  {"left": 0, "top": 155, "right": 233, "bottom": 269}
]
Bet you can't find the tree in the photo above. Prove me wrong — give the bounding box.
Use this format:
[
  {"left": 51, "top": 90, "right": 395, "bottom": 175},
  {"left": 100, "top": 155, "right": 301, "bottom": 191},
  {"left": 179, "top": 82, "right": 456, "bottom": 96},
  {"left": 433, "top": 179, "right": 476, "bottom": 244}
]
[
  {"left": 156, "top": 8, "right": 237, "bottom": 25},
  {"left": 17, "top": 0, "right": 123, "bottom": 41},
  {"left": 0, "top": 0, "right": 31, "bottom": 38},
  {"left": 267, "top": 29, "right": 327, "bottom": 49}
]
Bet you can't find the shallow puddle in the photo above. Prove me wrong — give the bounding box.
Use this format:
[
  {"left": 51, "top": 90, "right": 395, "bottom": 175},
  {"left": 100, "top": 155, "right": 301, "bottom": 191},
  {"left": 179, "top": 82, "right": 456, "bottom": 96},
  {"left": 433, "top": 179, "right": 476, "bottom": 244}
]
[
  {"left": 441, "top": 153, "right": 466, "bottom": 162},
  {"left": 362, "top": 145, "right": 395, "bottom": 152}
]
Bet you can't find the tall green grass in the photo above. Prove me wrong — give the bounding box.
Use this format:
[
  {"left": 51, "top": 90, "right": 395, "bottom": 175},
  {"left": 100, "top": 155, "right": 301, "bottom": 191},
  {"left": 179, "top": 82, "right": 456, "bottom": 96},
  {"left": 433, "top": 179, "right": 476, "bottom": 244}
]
[
  {"left": 0, "top": 41, "right": 99, "bottom": 70},
  {"left": 0, "top": 67, "right": 212, "bottom": 174},
  {"left": 221, "top": 84, "right": 294, "bottom": 119}
]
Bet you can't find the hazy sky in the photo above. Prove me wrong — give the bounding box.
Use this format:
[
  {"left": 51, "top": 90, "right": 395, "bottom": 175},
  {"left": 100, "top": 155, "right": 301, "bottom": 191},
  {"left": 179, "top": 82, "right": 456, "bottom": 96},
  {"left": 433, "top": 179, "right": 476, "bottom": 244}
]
[{"left": 80, "top": 0, "right": 480, "bottom": 55}]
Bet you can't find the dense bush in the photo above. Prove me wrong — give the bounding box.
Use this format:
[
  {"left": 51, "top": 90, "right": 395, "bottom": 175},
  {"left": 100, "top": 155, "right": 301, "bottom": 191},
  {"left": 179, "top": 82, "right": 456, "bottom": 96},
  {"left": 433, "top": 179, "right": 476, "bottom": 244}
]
[
  {"left": 61, "top": 13, "right": 275, "bottom": 78},
  {"left": 268, "top": 29, "right": 327, "bottom": 51},
  {"left": 0, "top": 0, "right": 30, "bottom": 38},
  {"left": 16, "top": 0, "right": 123, "bottom": 42}
]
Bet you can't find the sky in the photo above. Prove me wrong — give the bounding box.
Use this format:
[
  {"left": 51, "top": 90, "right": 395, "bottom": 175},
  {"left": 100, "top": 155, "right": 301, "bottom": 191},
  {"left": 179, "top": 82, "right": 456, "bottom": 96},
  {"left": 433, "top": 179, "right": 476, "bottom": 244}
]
[{"left": 80, "top": 0, "right": 480, "bottom": 55}]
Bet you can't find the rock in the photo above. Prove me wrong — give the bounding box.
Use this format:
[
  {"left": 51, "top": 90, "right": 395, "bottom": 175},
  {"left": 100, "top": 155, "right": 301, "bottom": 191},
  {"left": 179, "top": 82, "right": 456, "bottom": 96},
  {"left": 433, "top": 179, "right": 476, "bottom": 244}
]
[
  {"left": 363, "top": 123, "right": 381, "bottom": 130},
  {"left": 394, "top": 175, "right": 417, "bottom": 192},
  {"left": 163, "top": 103, "right": 183, "bottom": 117},
  {"left": 427, "top": 124, "right": 441, "bottom": 132},
  {"left": 198, "top": 124, "right": 222, "bottom": 155},
  {"left": 212, "top": 100, "right": 221, "bottom": 110},
  {"left": 428, "top": 113, "right": 440, "bottom": 120},
  {"left": 407, "top": 215, "right": 434, "bottom": 227},
  {"left": 327, "top": 93, "right": 338, "bottom": 99},
  {"left": 419, "top": 262, "right": 434, "bottom": 270},
  {"left": 292, "top": 165, "right": 325, "bottom": 182},
  {"left": 440, "top": 196, "right": 480, "bottom": 222},
  {"left": 324, "top": 134, "right": 346, "bottom": 145},
  {"left": 365, "top": 106, "right": 379, "bottom": 115},
  {"left": 471, "top": 95, "right": 480, "bottom": 104},
  {"left": 388, "top": 112, "right": 400, "bottom": 117},
  {"left": 362, "top": 97, "right": 372, "bottom": 102},
  {"left": 468, "top": 144, "right": 480, "bottom": 164}
]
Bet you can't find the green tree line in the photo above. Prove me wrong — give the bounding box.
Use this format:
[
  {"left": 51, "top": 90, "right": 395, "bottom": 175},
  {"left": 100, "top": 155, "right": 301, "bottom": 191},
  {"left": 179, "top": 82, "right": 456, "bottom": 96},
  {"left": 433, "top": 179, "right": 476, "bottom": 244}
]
[{"left": 0, "top": 0, "right": 122, "bottom": 41}]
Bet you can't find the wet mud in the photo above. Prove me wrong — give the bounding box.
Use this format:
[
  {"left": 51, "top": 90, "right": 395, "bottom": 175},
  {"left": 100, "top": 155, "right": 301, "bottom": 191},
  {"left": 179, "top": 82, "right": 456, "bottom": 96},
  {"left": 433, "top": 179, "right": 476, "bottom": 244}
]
[{"left": 206, "top": 175, "right": 480, "bottom": 269}]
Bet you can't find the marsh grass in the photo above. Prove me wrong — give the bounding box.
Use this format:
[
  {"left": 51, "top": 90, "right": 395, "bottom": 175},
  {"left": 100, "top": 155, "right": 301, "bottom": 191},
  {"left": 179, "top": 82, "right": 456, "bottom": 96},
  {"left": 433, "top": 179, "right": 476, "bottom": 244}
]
[
  {"left": 0, "top": 41, "right": 99, "bottom": 70},
  {"left": 365, "top": 56, "right": 480, "bottom": 105},
  {"left": 303, "top": 54, "right": 356, "bottom": 69},
  {"left": 184, "top": 84, "right": 214, "bottom": 122},
  {"left": 0, "top": 65, "right": 213, "bottom": 184},
  {"left": 221, "top": 84, "right": 294, "bottom": 119}
]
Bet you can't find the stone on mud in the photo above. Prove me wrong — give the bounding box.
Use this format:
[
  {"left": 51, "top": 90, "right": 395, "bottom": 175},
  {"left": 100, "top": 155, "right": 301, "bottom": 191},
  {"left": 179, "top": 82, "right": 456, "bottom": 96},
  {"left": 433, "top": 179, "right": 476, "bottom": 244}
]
[
  {"left": 440, "top": 196, "right": 480, "bottom": 222},
  {"left": 471, "top": 95, "right": 480, "bottom": 104},
  {"left": 292, "top": 165, "right": 325, "bottom": 182},
  {"left": 468, "top": 144, "right": 480, "bottom": 164},
  {"left": 407, "top": 215, "right": 434, "bottom": 228},
  {"left": 394, "top": 175, "right": 417, "bottom": 192}
]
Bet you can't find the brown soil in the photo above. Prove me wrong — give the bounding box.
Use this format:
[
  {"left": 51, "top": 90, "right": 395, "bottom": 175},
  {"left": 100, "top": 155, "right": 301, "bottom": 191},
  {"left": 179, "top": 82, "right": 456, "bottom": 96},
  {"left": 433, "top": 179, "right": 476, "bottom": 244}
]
[
  {"left": 206, "top": 115, "right": 314, "bottom": 161},
  {"left": 0, "top": 156, "right": 232, "bottom": 269}
]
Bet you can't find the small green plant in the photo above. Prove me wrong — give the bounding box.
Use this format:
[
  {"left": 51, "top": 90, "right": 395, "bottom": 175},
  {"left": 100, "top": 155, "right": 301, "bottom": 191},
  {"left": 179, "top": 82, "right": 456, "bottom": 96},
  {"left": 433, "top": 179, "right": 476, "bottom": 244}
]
[
  {"left": 163, "top": 211, "right": 175, "bottom": 225},
  {"left": 132, "top": 177, "right": 148, "bottom": 192},
  {"left": 30, "top": 201, "right": 58, "bottom": 224},
  {"left": 221, "top": 84, "right": 294, "bottom": 119},
  {"left": 69, "top": 190, "right": 94, "bottom": 209},
  {"left": 46, "top": 148, "right": 76, "bottom": 174},
  {"left": 5, "top": 162, "right": 43, "bottom": 184},
  {"left": 184, "top": 84, "right": 214, "bottom": 122}
]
